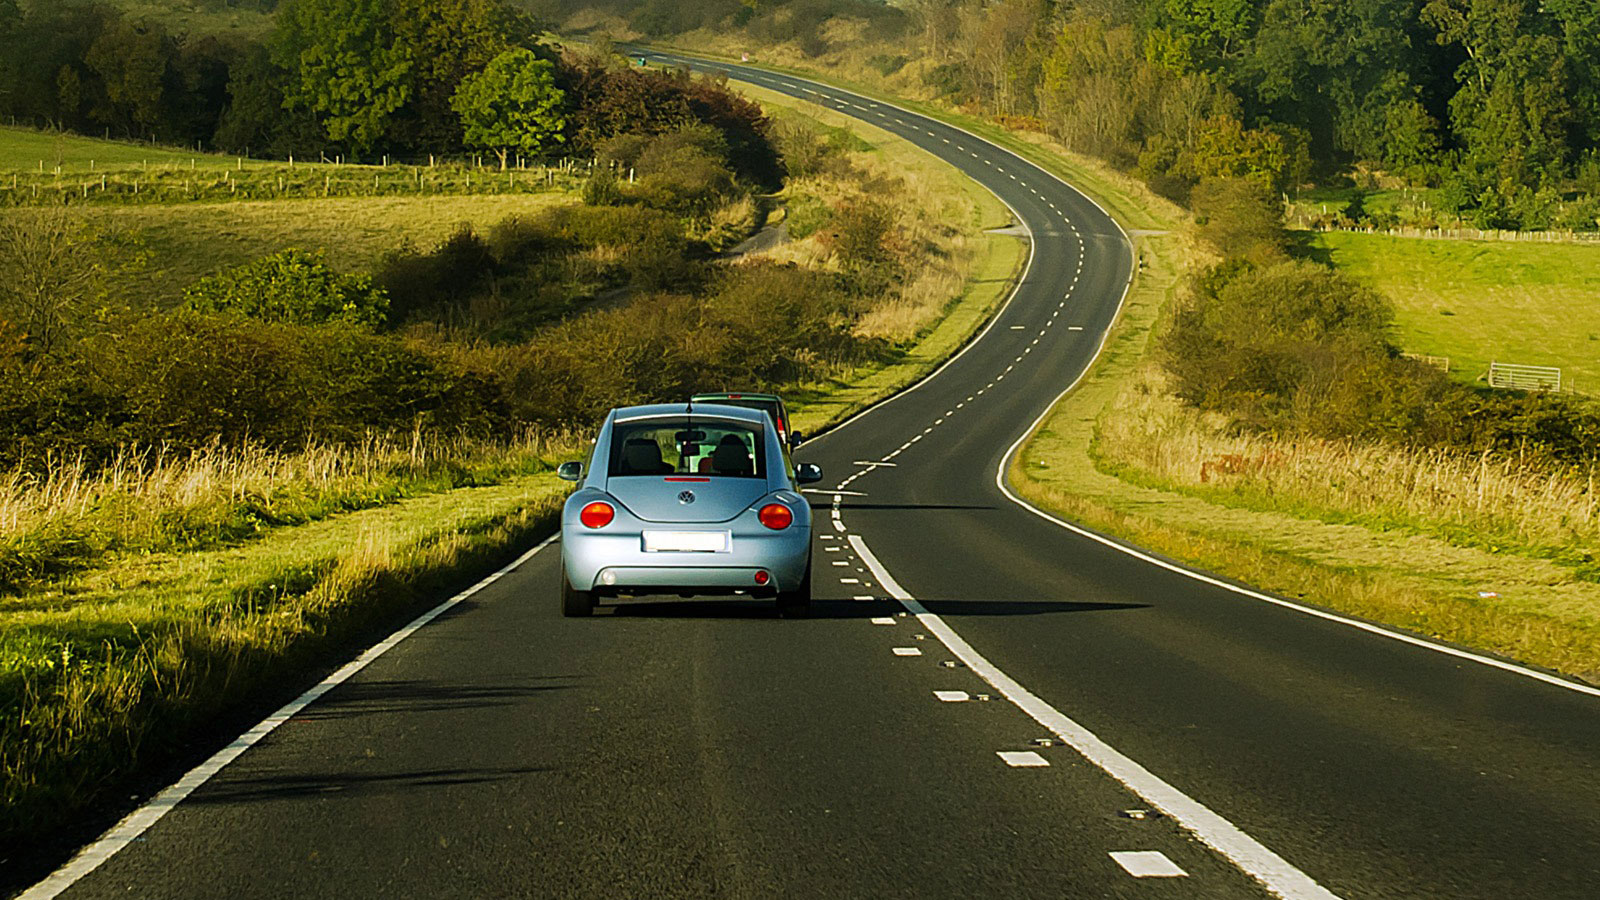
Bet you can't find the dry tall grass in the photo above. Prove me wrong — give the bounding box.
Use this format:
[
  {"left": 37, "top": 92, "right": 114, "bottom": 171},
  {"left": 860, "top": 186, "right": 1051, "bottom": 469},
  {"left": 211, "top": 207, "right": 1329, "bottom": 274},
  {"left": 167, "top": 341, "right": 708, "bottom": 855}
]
[
  {"left": 0, "top": 429, "right": 574, "bottom": 596},
  {"left": 759, "top": 163, "right": 976, "bottom": 344},
  {"left": 1097, "top": 366, "right": 1600, "bottom": 564}
]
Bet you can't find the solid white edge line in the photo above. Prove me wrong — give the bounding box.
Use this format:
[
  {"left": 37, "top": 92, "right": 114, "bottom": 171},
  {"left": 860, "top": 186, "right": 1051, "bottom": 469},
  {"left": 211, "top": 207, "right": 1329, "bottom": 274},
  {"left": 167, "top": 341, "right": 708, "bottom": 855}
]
[
  {"left": 848, "top": 533, "right": 1339, "bottom": 900},
  {"left": 19, "top": 534, "right": 560, "bottom": 900}
]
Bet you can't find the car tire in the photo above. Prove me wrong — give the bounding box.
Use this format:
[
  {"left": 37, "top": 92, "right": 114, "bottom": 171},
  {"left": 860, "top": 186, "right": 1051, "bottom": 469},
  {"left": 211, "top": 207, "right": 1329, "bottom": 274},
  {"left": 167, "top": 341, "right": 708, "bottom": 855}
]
[
  {"left": 777, "top": 556, "right": 812, "bottom": 619},
  {"left": 562, "top": 568, "right": 596, "bottom": 617}
]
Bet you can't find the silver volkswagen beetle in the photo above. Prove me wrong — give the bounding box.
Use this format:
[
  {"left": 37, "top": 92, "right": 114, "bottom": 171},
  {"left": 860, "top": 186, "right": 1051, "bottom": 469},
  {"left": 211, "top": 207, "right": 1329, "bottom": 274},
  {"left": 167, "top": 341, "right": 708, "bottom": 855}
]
[{"left": 556, "top": 403, "right": 824, "bottom": 617}]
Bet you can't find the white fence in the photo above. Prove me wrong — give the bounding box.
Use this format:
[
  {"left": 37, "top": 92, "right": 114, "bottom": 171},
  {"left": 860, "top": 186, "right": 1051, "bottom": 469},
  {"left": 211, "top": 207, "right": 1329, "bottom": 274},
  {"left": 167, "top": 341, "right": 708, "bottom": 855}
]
[
  {"left": 1403, "top": 352, "right": 1450, "bottom": 372},
  {"left": 1487, "top": 362, "right": 1562, "bottom": 391}
]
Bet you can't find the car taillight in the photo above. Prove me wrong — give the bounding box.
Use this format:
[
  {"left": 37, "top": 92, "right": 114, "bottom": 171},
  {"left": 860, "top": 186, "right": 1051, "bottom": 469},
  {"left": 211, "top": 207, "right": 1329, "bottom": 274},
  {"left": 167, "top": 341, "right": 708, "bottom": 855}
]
[
  {"left": 758, "top": 503, "right": 793, "bottom": 530},
  {"left": 579, "top": 501, "right": 615, "bottom": 528}
]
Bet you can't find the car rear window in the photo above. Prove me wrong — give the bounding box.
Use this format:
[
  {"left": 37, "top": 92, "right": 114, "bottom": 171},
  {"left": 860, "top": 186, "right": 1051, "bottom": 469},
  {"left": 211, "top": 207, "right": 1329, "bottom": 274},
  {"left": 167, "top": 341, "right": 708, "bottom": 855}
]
[{"left": 609, "top": 419, "right": 766, "bottom": 479}]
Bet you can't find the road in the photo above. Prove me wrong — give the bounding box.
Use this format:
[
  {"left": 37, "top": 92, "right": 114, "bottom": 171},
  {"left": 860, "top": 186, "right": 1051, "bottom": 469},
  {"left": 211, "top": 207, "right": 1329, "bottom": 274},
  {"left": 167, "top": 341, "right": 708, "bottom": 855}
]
[{"left": 23, "top": 53, "right": 1600, "bottom": 900}]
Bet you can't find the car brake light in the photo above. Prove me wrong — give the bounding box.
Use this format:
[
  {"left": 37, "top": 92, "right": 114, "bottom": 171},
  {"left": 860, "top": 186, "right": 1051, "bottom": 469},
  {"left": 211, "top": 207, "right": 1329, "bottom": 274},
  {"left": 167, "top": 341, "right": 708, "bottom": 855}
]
[
  {"left": 579, "top": 501, "right": 615, "bottom": 528},
  {"left": 758, "top": 503, "right": 793, "bottom": 530},
  {"left": 754, "top": 570, "right": 770, "bottom": 585}
]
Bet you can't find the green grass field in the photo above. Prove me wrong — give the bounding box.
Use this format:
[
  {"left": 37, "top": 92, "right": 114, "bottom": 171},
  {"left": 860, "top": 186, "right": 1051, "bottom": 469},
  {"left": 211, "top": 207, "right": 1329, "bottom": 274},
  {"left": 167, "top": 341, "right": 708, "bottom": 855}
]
[
  {"left": 0, "top": 125, "right": 248, "bottom": 174},
  {"left": 1310, "top": 231, "right": 1600, "bottom": 392},
  {"left": 107, "top": 0, "right": 275, "bottom": 37},
  {"left": 67, "top": 193, "right": 578, "bottom": 301}
]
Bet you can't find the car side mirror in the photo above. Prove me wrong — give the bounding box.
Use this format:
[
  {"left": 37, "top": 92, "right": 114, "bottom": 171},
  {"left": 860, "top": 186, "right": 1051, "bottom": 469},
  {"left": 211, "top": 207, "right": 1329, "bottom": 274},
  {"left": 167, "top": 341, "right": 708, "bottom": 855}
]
[
  {"left": 557, "top": 461, "right": 583, "bottom": 482},
  {"left": 794, "top": 463, "right": 823, "bottom": 485},
  {"left": 789, "top": 431, "right": 804, "bottom": 447}
]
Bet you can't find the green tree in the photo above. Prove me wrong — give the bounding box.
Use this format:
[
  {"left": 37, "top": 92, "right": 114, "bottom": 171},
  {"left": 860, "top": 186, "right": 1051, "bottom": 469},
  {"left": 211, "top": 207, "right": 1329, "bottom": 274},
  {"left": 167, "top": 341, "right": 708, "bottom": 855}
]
[
  {"left": 184, "top": 249, "right": 389, "bottom": 327},
  {"left": 275, "top": 0, "right": 413, "bottom": 154},
  {"left": 387, "top": 0, "right": 543, "bottom": 149},
  {"left": 1424, "top": 0, "right": 1574, "bottom": 182},
  {"left": 1184, "top": 114, "right": 1288, "bottom": 187},
  {"left": 84, "top": 20, "right": 174, "bottom": 137},
  {"left": 1161, "top": 0, "right": 1257, "bottom": 75},
  {"left": 451, "top": 48, "right": 566, "bottom": 168}
]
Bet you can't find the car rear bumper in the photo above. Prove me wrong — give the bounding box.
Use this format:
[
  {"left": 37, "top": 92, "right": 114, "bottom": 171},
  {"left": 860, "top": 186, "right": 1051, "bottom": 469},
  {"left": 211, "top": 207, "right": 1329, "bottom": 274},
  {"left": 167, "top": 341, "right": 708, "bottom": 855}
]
[{"left": 562, "top": 528, "right": 810, "bottom": 594}]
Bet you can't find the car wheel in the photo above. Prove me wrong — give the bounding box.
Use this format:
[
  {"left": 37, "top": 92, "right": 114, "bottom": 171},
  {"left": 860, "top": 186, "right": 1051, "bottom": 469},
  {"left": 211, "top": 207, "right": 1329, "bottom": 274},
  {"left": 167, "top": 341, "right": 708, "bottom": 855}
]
[
  {"left": 562, "top": 568, "right": 596, "bottom": 617},
  {"left": 777, "top": 556, "right": 812, "bottom": 619}
]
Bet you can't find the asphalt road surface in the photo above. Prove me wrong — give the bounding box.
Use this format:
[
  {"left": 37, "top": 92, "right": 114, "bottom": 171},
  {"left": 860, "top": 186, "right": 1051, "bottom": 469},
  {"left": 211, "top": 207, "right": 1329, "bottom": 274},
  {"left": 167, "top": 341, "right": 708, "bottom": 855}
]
[{"left": 23, "top": 54, "right": 1600, "bottom": 900}]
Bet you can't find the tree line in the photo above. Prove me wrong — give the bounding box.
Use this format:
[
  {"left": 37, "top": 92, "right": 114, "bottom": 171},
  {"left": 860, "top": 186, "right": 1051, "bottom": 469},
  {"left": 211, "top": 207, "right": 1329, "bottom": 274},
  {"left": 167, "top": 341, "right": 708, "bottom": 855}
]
[
  {"left": 0, "top": 0, "right": 774, "bottom": 182},
  {"left": 555, "top": 0, "right": 1600, "bottom": 230}
]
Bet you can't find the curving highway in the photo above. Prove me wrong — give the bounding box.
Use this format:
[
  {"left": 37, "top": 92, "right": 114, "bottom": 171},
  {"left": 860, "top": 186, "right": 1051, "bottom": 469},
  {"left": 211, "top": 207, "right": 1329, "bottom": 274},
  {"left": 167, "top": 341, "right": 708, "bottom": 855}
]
[{"left": 20, "top": 54, "right": 1600, "bottom": 900}]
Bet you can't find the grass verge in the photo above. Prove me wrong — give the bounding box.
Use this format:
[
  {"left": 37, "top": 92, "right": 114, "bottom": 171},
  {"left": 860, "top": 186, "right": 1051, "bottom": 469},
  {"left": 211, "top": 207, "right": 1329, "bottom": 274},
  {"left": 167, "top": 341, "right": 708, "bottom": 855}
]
[{"left": 1, "top": 468, "right": 569, "bottom": 876}]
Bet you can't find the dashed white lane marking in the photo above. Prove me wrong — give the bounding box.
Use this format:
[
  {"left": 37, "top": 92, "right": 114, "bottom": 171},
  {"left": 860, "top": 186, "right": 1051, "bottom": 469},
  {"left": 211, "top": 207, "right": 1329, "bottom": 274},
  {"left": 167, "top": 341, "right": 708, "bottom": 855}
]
[
  {"left": 1110, "top": 851, "right": 1189, "bottom": 878},
  {"left": 1068, "top": 325, "right": 1085, "bottom": 331},
  {"left": 892, "top": 647, "right": 923, "bottom": 657},
  {"left": 847, "top": 534, "right": 1340, "bottom": 900},
  {"left": 1009, "top": 325, "right": 1026, "bottom": 329},
  {"left": 841, "top": 577, "right": 861, "bottom": 584},
  {"left": 944, "top": 410, "right": 954, "bottom": 416},
  {"left": 922, "top": 426, "right": 933, "bottom": 434},
  {"left": 911, "top": 434, "right": 923, "bottom": 442},
  {"left": 934, "top": 691, "right": 971, "bottom": 702},
  {"left": 831, "top": 520, "right": 847, "bottom": 533},
  {"left": 870, "top": 616, "right": 896, "bottom": 626},
  {"left": 935, "top": 418, "right": 945, "bottom": 425},
  {"left": 854, "top": 460, "right": 897, "bottom": 467},
  {"left": 998, "top": 751, "right": 1050, "bottom": 767},
  {"left": 825, "top": 546, "right": 842, "bottom": 552},
  {"left": 20, "top": 535, "right": 562, "bottom": 900},
  {"left": 818, "top": 534, "right": 835, "bottom": 540},
  {"left": 926, "top": 130, "right": 936, "bottom": 136},
  {"left": 832, "top": 561, "right": 850, "bottom": 567},
  {"left": 852, "top": 595, "right": 874, "bottom": 601}
]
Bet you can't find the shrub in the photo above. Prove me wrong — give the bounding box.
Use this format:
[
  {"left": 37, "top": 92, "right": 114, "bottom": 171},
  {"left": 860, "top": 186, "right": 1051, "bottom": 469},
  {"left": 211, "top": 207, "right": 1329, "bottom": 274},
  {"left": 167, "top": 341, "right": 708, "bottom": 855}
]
[
  {"left": 1191, "top": 177, "right": 1288, "bottom": 264},
  {"left": 1162, "top": 260, "right": 1410, "bottom": 435},
  {"left": 785, "top": 192, "right": 834, "bottom": 239},
  {"left": 375, "top": 227, "right": 496, "bottom": 326},
  {"left": 185, "top": 249, "right": 389, "bottom": 328}
]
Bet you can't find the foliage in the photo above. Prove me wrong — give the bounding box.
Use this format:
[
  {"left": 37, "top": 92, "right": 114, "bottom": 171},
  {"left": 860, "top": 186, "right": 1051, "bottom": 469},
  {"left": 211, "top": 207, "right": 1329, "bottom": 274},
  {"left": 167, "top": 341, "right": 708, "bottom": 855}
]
[
  {"left": 451, "top": 49, "right": 567, "bottom": 166},
  {"left": 184, "top": 249, "right": 389, "bottom": 327},
  {"left": 1190, "top": 176, "right": 1288, "bottom": 264},
  {"left": 559, "top": 59, "right": 783, "bottom": 189},
  {"left": 275, "top": 0, "right": 416, "bottom": 153},
  {"left": 0, "top": 210, "right": 117, "bottom": 358}
]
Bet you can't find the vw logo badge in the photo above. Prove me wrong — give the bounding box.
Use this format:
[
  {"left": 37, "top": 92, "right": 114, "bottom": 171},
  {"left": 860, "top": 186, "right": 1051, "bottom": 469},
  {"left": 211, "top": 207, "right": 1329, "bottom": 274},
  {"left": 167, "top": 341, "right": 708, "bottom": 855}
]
[{"left": 677, "top": 490, "right": 696, "bottom": 504}]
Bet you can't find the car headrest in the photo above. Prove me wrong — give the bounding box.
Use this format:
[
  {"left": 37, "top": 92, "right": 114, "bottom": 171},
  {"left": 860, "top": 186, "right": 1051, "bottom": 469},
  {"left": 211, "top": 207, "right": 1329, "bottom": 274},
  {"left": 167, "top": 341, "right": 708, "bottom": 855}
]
[
  {"left": 711, "top": 436, "right": 752, "bottom": 476},
  {"left": 621, "top": 438, "right": 664, "bottom": 474}
]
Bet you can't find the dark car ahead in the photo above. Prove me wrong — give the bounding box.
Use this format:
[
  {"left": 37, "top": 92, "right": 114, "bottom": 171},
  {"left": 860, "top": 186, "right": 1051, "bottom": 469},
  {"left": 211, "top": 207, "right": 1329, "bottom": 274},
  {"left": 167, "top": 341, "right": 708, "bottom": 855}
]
[{"left": 690, "top": 392, "right": 800, "bottom": 448}]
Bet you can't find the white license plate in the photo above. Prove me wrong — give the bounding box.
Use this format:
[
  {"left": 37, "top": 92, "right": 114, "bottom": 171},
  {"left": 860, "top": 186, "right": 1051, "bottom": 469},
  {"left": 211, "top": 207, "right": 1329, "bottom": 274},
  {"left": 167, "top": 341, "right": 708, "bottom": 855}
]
[{"left": 642, "top": 531, "right": 730, "bottom": 553}]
